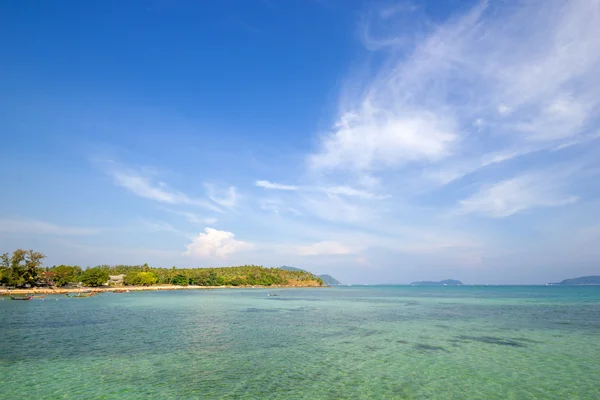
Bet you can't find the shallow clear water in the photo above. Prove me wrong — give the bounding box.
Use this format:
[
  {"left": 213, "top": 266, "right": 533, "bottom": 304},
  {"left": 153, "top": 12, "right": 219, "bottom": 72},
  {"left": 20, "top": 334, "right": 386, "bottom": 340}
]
[{"left": 1, "top": 286, "right": 599, "bottom": 399}]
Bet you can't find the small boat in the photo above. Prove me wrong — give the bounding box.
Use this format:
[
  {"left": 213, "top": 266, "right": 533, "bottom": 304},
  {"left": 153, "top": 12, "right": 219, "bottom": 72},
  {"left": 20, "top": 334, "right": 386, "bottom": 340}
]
[
  {"left": 32, "top": 295, "right": 45, "bottom": 300},
  {"left": 10, "top": 295, "right": 32, "bottom": 301},
  {"left": 267, "top": 293, "right": 278, "bottom": 297},
  {"left": 66, "top": 292, "right": 93, "bottom": 298},
  {"left": 113, "top": 289, "right": 130, "bottom": 293}
]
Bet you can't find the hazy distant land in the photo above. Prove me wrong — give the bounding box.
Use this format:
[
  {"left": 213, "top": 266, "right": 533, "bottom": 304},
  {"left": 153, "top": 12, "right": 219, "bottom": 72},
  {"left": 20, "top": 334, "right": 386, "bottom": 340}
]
[
  {"left": 410, "top": 279, "right": 463, "bottom": 286},
  {"left": 549, "top": 276, "right": 600, "bottom": 285},
  {"left": 280, "top": 266, "right": 341, "bottom": 285}
]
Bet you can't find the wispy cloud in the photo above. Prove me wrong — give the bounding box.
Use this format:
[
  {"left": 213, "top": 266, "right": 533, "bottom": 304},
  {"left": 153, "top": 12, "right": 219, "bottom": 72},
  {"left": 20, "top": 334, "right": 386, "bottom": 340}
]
[
  {"left": 135, "top": 219, "right": 183, "bottom": 234},
  {"left": 256, "top": 180, "right": 299, "bottom": 191},
  {"left": 240, "top": 0, "right": 600, "bottom": 280},
  {"left": 294, "top": 241, "right": 356, "bottom": 256},
  {"left": 102, "top": 161, "right": 224, "bottom": 212},
  {"left": 0, "top": 218, "right": 101, "bottom": 236},
  {"left": 308, "top": 0, "right": 600, "bottom": 188},
  {"left": 185, "top": 228, "right": 254, "bottom": 258},
  {"left": 205, "top": 184, "right": 238, "bottom": 209},
  {"left": 162, "top": 208, "right": 218, "bottom": 225},
  {"left": 457, "top": 173, "right": 579, "bottom": 218},
  {"left": 255, "top": 180, "right": 388, "bottom": 199}
]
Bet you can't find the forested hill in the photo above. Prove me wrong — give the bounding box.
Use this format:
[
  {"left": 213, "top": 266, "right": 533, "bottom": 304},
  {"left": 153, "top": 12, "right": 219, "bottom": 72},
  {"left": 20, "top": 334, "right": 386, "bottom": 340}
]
[
  {"left": 550, "top": 276, "right": 600, "bottom": 285},
  {"left": 318, "top": 274, "right": 341, "bottom": 285},
  {"left": 280, "top": 266, "right": 341, "bottom": 285}
]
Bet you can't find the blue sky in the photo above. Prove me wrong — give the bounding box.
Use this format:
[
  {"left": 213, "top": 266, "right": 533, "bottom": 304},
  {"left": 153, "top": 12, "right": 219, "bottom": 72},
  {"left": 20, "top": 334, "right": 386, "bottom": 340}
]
[{"left": 1, "top": 0, "right": 599, "bottom": 284}]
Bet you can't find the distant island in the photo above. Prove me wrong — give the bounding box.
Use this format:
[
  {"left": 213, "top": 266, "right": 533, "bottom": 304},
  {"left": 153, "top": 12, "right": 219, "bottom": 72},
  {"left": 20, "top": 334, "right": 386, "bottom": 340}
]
[
  {"left": 410, "top": 279, "right": 463, "bottom": 286},
  {"left": 280, "top": 266, "right": 341, "bottom": 285},
  {"left": 318, "top": 274, "right": 341, "bottom": 285},
  {"left": 549, "top": 276, "right": 600, "bottom": 285}
]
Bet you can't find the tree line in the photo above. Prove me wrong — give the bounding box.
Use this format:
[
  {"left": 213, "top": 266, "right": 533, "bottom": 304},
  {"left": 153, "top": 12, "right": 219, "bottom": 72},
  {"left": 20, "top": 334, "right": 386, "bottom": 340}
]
[{"left": 0, "top": 249, "right": 324, "bottom": 288}]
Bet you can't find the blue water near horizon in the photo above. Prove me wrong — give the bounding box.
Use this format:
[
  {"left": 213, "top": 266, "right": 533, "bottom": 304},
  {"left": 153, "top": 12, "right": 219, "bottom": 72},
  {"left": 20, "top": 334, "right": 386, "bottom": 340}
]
[{"left": 1, "top": 285, "right": 599, "bottom": 399}]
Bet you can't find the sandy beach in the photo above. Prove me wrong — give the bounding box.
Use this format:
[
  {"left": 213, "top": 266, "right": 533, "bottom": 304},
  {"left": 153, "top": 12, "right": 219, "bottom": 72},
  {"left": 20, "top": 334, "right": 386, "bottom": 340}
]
[{"left": 0, "top": 283, "right": 325, "bottom": 295}]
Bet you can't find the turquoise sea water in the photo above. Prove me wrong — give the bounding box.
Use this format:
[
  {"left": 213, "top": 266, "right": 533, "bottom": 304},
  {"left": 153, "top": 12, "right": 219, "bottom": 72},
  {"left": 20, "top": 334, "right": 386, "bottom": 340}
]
[{"left": 1, "top": 286, "right": 599, "bottom": 399}]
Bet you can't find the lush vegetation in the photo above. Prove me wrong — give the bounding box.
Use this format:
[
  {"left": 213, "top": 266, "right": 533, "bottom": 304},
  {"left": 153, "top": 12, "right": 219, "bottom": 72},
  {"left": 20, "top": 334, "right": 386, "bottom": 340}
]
[
  {"left": 1, "top": 249, "right": 46, "bottom": 287},
  {"left": 80, "top": 267, "right": 110, "bottom": 287},
  {"left": 0, "top": 249, "right": 324, "bottom": 288}
]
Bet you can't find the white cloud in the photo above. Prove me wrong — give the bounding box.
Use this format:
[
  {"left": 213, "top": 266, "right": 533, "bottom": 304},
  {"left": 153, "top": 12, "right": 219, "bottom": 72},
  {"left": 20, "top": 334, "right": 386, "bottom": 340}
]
[
  {"left": 309, "top": 111, "right": 457, "bottom": 172},
  {"left": 185, "top": 228, "right": 254, "bottom": 258},
  {"left": 308, "top": 0, "right": 600, "bottom": 185},
  {"left": 162, "top": 208, "right": 218, "bottom": 225},
  {"left": 295, "top": 241, "right": 355, "bottom": 256},
  {"left": 458, "top": 173, "right": 579, "bottom": 218},
  {"left": 0, "top": 218, "right": 100, "bottom": 236},
  {"left": 256, "top": 180, "right": 299, "bottom": 191},
  {"left": 205, "top": 184, "right": 238, "bottom": 209},
  {"left": 497, "top": 104, "right": 513, "bottom": 115},
  {"left": 255, "top": 180, "right": 388, "bottom": 199},
  {"left": 106, "top": 163, "right": 223, "bottom": 212}
]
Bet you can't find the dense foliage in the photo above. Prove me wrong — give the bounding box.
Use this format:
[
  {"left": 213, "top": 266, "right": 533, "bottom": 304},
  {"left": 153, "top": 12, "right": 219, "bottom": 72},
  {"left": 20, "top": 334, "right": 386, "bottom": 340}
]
[
  {"left": 1, "top": 249, "right": 45, "bottom": 287},
  {"left": 0, "top": 249, "right": 324, "bottom": 288},
  {"left": 170, "top": 274, "right": 190, "bottom": 286},
  {"left": 80, "top": 267, "right": 110, "bottom": 287},
  {"left": 124, "top": 271, "right": 158, "bottom": 286}
]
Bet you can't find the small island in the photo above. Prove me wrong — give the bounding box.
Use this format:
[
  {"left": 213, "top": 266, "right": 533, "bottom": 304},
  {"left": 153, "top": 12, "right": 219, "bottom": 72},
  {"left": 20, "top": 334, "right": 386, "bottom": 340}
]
[
  {"left": 410, "top": 279, "right": 463, "bottom": 286},
  {"left": 549, "top": 276, "right": 600, "bottom": 285}
]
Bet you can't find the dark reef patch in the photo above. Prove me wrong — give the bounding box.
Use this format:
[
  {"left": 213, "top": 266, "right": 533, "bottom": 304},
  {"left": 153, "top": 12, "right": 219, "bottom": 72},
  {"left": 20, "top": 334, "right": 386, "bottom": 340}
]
[
  {"left": 510, "top": 337, "right": 542, "bottom": 344},
  {"left": 414, "top": 343, "right": 449, "bottom": 352},
  {"left": 457, "top": 336, "right": 526, "bottom": 347},
  {"left": 243, "top": 308, "right": 279, "bottom": 313}
]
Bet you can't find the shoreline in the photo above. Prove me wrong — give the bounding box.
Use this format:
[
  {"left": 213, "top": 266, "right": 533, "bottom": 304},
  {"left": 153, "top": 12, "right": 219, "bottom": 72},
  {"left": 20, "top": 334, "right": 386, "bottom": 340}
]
[{"left": 0, "top": 284, "right": 325, "bottom": 295}]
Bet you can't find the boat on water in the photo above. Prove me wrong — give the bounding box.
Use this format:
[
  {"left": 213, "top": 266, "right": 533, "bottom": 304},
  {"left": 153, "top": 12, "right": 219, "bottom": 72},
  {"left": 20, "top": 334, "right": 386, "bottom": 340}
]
[
  {"left": 32, "top": 295, "right": 45, "bottom": 300},
  {"left": 10, "top": 295, "right": 32, "bottom": 301},
  {"left": 66, "top": 292, "right": 94, "bottom": 298},
  {"left": 113, "top": 289, "right": 130, "bottom": 293}
]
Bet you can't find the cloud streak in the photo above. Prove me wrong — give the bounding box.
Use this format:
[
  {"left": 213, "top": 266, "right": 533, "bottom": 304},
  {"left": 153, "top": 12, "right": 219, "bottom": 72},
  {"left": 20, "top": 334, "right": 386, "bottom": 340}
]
[
  {"left": 102, "top": 161, "right": 227, "bottom": 213},
  {"left": 0, "top": 218, "right": 101, "bottom": 236},
  {"left": 457, "top": 173, "right": 579, "bottom": 218},
  {"left": 255, "top": 180, "right": 388, "bottom": 200},
  {"left": 294, "top": 241, "right": 356, "bottom": 256}
]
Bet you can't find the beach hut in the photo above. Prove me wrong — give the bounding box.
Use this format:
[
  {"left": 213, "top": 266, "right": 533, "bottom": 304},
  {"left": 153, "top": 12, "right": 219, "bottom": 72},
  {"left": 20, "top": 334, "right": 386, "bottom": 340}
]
[{"left": 107, "top": 274, "right": 125, "bottom": 286}]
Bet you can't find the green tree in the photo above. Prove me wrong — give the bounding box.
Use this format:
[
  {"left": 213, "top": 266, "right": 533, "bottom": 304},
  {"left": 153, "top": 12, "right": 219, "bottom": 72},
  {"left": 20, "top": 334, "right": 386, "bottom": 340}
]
[
  {"left": 8, "top": 249, "right": 27, "bottom": 286},
  {"left": 124, "top": 271, "right": 158, "bottom": 286},
  {"left": 170, "top": 274, "right": 189, "bottom": 286},
  {"left": 80, "top": 267, "right": 109, "bottom": 287},
  {"left": 24, "top": 250, "right": 45, "bottom": 286},
  {"left": 1, "top": 249, "right": 45, "bottom": 287},
  {"left": 0, "top": 253, "right": 9, "bottom": 285},
  {"left": 137, "top": 272, "right": 158, "bottom": 286},
  {"left": 51, "top": 265, "right": 82, "bottom": 286}
]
